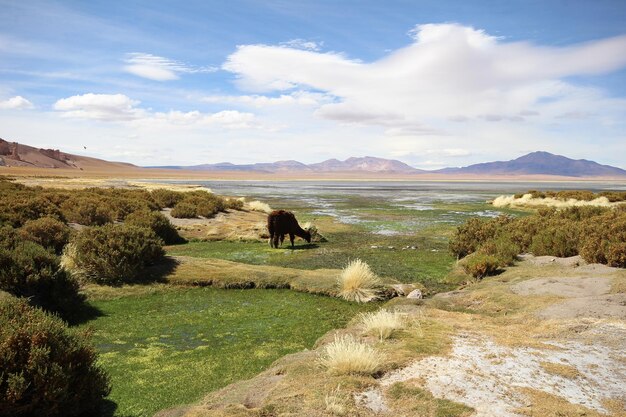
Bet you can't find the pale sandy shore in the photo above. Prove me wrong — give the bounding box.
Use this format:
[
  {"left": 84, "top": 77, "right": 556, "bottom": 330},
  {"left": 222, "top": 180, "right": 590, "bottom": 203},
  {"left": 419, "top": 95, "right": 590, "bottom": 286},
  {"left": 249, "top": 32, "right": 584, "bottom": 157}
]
[{"left": 3, "top": 165, "right": 626, "bottom": 187}]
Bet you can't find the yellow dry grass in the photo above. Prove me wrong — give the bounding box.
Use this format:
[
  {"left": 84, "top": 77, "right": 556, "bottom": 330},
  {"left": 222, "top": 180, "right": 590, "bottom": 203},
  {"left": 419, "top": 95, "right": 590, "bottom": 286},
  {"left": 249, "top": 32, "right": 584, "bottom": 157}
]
[
  {"left": 245, "top": 200, "right": 272, "bottom": 213},
  {"left": 337, "top": 259, "right": 382, "bottom": 303},
  {"left": 318, "top": 335, "right": 384, "bottom": 376},
  {"left": 360, "top": 309, "right": 406, "bottom": 340}
]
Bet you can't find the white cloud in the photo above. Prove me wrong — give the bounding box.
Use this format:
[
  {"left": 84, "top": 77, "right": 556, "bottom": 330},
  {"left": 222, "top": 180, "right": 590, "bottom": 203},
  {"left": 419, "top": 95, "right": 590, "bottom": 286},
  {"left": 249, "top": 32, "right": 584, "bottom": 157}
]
[
  {"left": 0, "top": 96, "right": 34, "bottom": 110},
  {"left": 202, "top": 90, "right": 335, "bottom": 108},
  {"left": 222, "top": 23, "right": 626, "bottom": 131},
  {"left": 54, "top": 93, "right": 144, "bottom": 121},
  {"left": 53, "top": 93, "right": 264, "bottom": 130},
  {"left": 124, "top": 52, "right": 217, "bottom": 81},
  {"left": 280, "top": 39, "right": 323, "bottom": 51}
]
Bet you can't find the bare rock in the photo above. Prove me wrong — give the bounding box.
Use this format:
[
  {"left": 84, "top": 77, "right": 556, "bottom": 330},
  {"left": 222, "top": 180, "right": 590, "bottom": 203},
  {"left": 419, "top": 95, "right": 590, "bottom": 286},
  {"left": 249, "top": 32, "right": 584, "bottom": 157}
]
[{"left": 407, "top": 289, "right": 423, "bottom": 299}]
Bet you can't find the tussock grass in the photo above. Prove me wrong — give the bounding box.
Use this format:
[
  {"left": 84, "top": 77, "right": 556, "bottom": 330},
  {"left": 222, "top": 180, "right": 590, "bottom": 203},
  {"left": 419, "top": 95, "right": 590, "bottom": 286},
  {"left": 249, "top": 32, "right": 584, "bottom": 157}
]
[
  {"left": 360, "top": 309, "right": 406, "bottom": 340},
  {"left": 319, "top": 334, "right": 384, "bottom": 376},
  {"left": 324, "top": 385, "right": 349, "bottom": 416},
  {"left": 246, "top": 200, "right": 272, "bottom": 213},
  {"left": 492, "top": 194, "right": 616, "bottom": 209},
  {"left": 338, "top": 259, "right": 381, "bottom": 303}
]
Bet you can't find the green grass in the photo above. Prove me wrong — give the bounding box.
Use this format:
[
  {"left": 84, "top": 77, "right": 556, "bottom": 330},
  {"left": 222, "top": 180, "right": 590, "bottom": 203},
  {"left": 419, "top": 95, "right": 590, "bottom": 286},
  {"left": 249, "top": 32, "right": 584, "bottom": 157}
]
[
  {"left": 83, "top": 287, "right": 378, "bottom": 417},
  {"left": 167, "top": 196, "right": 525, "bottom": 294}
]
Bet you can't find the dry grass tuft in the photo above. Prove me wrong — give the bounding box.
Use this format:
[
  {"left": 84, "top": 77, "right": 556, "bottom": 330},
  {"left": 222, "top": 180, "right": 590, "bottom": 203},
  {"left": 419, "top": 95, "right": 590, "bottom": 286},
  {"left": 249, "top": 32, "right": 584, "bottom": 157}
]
[
  {"left": 492, "top": 194, "right": 615, "bottom": 209},
  {"left": 324, "top": 385, "right": 349, "bottom": 416},
  {"left": 246, "top": 200, "right": 272, "bottom": 213},
  {"left": 319, "top": 335, "right": 384, "bottom": 376},
  {"left": 337, "top": 259, "right": 381, "bottom": 303},
  {"left": 360, "top": 309, "right": 406, "bottom": 340}
]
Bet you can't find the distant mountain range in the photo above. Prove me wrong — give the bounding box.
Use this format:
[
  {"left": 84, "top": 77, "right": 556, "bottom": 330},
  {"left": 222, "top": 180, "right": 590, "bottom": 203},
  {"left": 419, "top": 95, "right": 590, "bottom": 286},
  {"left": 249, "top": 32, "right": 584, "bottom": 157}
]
[
  {"left": 155, "top": 156, "right": 422, "bottom": 174},
  {"left": 152, "top": 151, "right": 626, "bottom": 177},
  {"left": 1, "top": 137, "right": 625, "bottom": 178},
  {"left": 434, "top": 151, "right": 626, "bottom": 177}
]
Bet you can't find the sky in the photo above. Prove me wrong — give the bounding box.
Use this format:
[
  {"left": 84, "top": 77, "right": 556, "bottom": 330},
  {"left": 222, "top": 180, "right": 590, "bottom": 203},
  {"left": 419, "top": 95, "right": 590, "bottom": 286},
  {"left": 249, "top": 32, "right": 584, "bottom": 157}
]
[{"left": 1, "top": 0, "right": 626, "bottom": 169}]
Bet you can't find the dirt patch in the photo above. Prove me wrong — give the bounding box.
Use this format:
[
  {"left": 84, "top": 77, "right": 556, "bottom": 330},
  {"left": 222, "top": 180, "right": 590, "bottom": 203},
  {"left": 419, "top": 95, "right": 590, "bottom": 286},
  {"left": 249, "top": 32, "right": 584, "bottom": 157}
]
[
  {"left": 539, "top": 294, "right": 626, "bottom": 320},
  {"left": 518, "top": 254, "right": 583, "bottom": 268},
  {"left": 362, "top": 333, "right": 626, "bottom": 417},
  {"left": 164, "top": 209, "right": 268, "bottom": 241},
  {"left": 511, "top": 276, "right": 612, "bottom": 297}
]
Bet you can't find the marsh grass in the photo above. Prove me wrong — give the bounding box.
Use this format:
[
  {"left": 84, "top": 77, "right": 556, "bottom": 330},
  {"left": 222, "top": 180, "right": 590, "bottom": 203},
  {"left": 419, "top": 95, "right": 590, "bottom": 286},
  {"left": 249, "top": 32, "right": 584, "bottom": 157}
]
[
  {"left": 360, "top": 309, "right": 406, "bottom": 340},
  {"left": 338, "top": 259, "right": 381, "bottom": 303},
  {"left": 82, "top": 287, "right": 375, "bottom": 417},
  {"left": 324, "top": 385, "right": 349, "bottom": 416},
  {"left": 319, "top": 334, "right": 384, "bottom": 376}
]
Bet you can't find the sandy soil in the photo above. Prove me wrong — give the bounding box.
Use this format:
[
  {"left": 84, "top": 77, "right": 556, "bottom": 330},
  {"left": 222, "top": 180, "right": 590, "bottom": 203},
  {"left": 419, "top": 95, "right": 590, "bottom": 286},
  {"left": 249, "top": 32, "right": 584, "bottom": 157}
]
[{"left": 164, "top": 208, "right": 269, "bottom": 241}]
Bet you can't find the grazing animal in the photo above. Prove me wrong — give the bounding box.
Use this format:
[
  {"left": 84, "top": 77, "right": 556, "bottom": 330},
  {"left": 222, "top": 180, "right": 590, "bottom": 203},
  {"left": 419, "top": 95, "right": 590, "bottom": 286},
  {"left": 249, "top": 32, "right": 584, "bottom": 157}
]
[{"left": 267, "top": 210, "right": 311, "bottom": 248}]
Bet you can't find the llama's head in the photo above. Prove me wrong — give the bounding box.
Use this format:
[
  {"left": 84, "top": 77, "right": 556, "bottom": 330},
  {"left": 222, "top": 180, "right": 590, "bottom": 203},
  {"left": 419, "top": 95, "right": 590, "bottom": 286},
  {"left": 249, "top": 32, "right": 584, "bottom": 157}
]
[{"left": 303, "top": 229, "right": 312, "bottom": 243}]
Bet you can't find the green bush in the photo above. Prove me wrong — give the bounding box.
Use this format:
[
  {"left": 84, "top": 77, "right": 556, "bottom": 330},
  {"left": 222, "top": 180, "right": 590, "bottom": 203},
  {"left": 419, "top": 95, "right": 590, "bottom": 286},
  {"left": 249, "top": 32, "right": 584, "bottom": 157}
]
[
  {"left": 71, "top": 224, "right": 165, "bottom": 284},
  {"left": 151, "top": 188, "right": 185, "bottom": 208},
  {"left": 0, "top": 196, "right": 65, "bottom": 227},
  {"left": 170, "top": 202, "right": 198, "bottom": 218},
  {"left": 449, "top": 215, "right": 513, "bottom": 258},
  {"left": 62, "top": 196, "right": 113, "bottom": 226},
  {"left": 529, "top": 223, "right": 580, "bottom": 258},
  {"left": 225, "top": 198, "right": 244, "bottom": 210},
  {"left": 462, "top": 253, "right": 501, "bottom": 278},
  {"left": 0, "top": 296, "right": 110, "bottom": 417},
  {"left": 0, "top": 241, "right": 82, "bottom": 317},
  {"left": 109, "top": 196, "right": 153, "bottom": 221},
  {"left": 19, "top": 217, "right": 71, "bottom": 254},
  {"left": 125, "top": 210, "right": 184, "bottom": 244},
  {"left": 478, "top": 234, "right": 520, "bottom": 266}
]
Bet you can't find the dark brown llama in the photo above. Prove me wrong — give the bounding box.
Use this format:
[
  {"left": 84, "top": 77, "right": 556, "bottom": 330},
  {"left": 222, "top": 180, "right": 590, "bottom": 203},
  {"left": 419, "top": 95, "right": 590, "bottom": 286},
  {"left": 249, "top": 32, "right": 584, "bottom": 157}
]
[{"left": 267, "top": 210, "right": 311, "bottom": 248}]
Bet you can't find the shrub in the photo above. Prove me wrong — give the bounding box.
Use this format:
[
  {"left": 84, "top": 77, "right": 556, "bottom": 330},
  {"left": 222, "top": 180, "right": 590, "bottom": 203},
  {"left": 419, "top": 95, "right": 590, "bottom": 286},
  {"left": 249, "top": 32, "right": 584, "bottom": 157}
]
[
  {"left": 0, "top": 241, "right": 82, "bottom": 317},
  {"left": 529, "top": 223, "right": 580, "bottom": 258},
  {"left": 449, "top": 215, "right": 513, "bottom": 258},
  {"left": 62, "top": 196, "right": 113, "bottom": 226},
  {"left": 337, "top": 259, "right": 381, "bottom": 303},
  {"left": 478, "top": 234, "right": 520, "bottom": 266},
  {"left": 0, "top": 196, "right": 65, "bottom": 227},
  {"left": 71, "top": 224, "right": 165, "bottom": 284},
  {"left": 19, "top": 217, "right": 71, "bottom": 254},
  {"left": 319, "top": 335, "right": 383, "bottom": 376},
  {"left": 606, "top": 242, "right": 626, "bottom": 268},
  {"left": 225, "top": 198, "right": 244, "bottom": 210},
  {"left": 360, "top": 309, "right": 405, "bottom": 340},
  {"left": 109, "top": 196, "right": 153, "bottom": 221},
  {"left": 0, "top": 297, "right": 110, "bottom": 417},
  {"left": 462, "top": 253, "right": 501, "bottom": 279},
  {"left": 151, "top": 189, "right": 184, "bottom": 208},
  {"left": 170, "top": 202, "right": 198, "bottom": 218},
  {"left": 125, "top": 210, "right": 184, "bottom": 244}
]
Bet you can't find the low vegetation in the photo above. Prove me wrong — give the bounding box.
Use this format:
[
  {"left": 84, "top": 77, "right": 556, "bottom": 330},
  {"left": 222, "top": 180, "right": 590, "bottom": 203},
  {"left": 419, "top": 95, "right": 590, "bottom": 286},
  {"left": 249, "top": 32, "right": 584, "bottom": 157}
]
[
  {"left": 69, "top": 224, "right": 165, "bottom": 284},
  {"left": 318, "top": 334, "right": 384, "bottom": 376},
  {"left": 450, "top": 204, "right": 626, "bottom": 278},
  {"left": 360, "top": 309, "right": 406, "bottom": 340},
  {"left": 337, "top": 259, "right": 382, "bottom": 303},
  {"left": 0, "top": 296, "right": 110, "bottom": 417},
  {"left": 82, "top": 287, "right": 376, "bottom": 416}
]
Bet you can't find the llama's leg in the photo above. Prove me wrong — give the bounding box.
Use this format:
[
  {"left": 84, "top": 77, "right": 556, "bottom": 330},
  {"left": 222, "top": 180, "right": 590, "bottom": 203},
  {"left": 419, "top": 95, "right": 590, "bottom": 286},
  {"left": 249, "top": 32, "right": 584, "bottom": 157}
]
[
  {"left": 273, "top": 234, "right": 280, "bottom": 248},
  {"left": 280, "top": 234, "right": 285, "bottom": 246},
  {"left": 289, "top": 233, "right": 295, "bottom": 248},
  {"left": 269, "top": 233, "right": 274, "bottom": 248}
]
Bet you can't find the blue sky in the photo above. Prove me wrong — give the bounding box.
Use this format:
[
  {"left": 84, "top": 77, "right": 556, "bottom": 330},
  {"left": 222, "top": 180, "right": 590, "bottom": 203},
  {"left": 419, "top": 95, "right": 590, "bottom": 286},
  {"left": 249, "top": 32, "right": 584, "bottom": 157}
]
[{"left": 1, "top": 0, "right": 626, "bottom": 168}]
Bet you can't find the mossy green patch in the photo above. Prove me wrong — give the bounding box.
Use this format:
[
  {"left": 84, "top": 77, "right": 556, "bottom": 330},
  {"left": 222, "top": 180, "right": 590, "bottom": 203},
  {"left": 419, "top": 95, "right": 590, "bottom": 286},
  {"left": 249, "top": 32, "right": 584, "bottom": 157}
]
[{"left": 82, "top": 287, "right": 377, "bottom": 417}]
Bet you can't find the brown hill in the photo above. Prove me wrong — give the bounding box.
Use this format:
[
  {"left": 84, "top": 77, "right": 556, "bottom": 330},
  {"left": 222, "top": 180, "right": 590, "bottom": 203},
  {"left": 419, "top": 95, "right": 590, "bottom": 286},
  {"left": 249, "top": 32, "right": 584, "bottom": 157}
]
[{"left": 0, "top": 138, "right": 136, "bottom": 171}]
